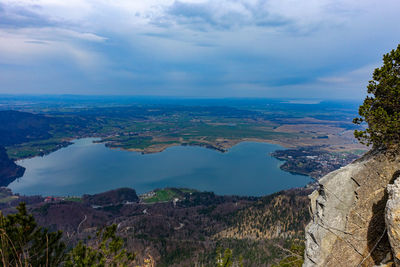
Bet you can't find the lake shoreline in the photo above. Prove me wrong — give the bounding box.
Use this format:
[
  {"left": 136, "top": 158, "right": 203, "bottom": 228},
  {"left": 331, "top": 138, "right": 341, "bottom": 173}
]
[
  {"left": 8, "top": 137, "right": 295, "bottom": 190},
  {"left": 100, "top": 137, "right": 296, "bottom": 155},
  {"left": 10, "top": 139, "right": 311, "bottom": 197}
]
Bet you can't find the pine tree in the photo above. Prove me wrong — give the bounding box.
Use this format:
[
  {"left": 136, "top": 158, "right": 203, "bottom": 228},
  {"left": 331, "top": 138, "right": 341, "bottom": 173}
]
[
  {"left": 65, "top": 224, "right": 135, "bottom": 267},
  {"left": 354, "top": 44, "right": 400, "bottom": 148},
  {"left": 0, "top": 203, "right": 134, "bottom": 266},
  {"left": 0, "top": 202, "right": 66, "bottom": 266}
]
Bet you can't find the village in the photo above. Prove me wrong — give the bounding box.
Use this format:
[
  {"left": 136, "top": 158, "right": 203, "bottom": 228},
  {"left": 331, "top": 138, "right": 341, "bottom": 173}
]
[{"left": 271, "top": 146, "right": 362, "bottom": 179}]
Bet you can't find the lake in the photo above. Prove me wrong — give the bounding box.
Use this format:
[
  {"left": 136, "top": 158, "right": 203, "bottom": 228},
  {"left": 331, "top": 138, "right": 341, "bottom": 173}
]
[{"left": 9, "top": 138, "right": 311, "bottom": 197}]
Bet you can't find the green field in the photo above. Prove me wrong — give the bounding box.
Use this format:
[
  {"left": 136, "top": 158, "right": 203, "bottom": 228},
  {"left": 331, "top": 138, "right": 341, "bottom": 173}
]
[
  {"left": 142, "top": 188, "right": 197, "bottom": 203},
  {"left": 6, "top": 138, "right": 71, "bottom": 160},
  {"left": 63, "top": 196, "right": 83, "bottom": 202},
  {"left": 3, "top": 102, "right": 363, "bottom": 159}
]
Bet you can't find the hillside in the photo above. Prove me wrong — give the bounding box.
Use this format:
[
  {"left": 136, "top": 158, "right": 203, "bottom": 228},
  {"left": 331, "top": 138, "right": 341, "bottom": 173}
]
[
  {"left": 82, "top": 187, "right": 139, "bottom": 206},
  {"left": 0, "top": 110, "right": 61, "bottom": 186},
  {"left": 0, "top": 110, "right": 53, "bottom": 146},
  {"left": 0, "top": 187, "right": 311, "bottom": 266},
  {"left": 216, "top": 188, "right": 310, "bottom": 240},
  {"left": 0, "top": 146, "right": 25, "bottom": 186}
]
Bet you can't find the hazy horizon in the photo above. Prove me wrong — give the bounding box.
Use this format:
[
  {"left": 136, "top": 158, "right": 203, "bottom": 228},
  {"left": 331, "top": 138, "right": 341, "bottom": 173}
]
[{"left": 0, "top": 94, "right": 364, "bottom": 102}]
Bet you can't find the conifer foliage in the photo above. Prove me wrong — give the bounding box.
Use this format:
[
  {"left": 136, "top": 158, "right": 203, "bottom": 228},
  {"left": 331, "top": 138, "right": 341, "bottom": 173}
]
[
  {"left": 0, "top": 203, "right": 134, "bottom": 267},
  {"left": 354, "top": 44, "right": 400, "bottom": 148},
  {"left": 0, "top": 203, "right": 66, "bottom": 266},
  {"left": 65, "top": 225, "right": 135, "bottom": 267}
]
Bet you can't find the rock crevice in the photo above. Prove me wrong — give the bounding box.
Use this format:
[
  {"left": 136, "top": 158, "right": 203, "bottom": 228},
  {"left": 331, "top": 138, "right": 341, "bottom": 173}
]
[
  {"left": 385, "top": 176, "right": 400, "bottom": 265},
  {"left": 304, "top": 149, "right": 400, "bottom": 266}
]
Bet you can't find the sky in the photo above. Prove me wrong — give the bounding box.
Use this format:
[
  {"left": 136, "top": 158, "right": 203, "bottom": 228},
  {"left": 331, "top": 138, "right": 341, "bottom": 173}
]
[{"left": 0, "top": 0, "right": 399, "bottom": 99}]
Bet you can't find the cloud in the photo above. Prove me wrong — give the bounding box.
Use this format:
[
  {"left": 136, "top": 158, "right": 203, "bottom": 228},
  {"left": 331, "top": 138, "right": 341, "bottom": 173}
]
[
  {"left": 0, "top": 2, "right": 55, "bottom": 28},
  {"left": 160, "top": 0, "right": 296, "bottom": 32},
  {"left": 0, "top": 1, "right": 107, "bottom": 72},
  {"left": 317, "top": 64, "right": 378, "bottom": 88},
  {"left": 156, "top": 0, "right": 366, "bottom": 34},
  {"left": 0, "top": 27, "right": 107, "bottom": 75},
  {"left": 0, "top": 0, "right": 399, "bottom": 98}
]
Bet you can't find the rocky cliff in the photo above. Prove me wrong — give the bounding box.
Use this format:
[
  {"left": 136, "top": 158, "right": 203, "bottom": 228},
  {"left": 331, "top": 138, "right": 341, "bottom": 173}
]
[
  {"left": 304, "top": 148, "right": 400, "bottom": 266},
  {"left": 385, "top": 177, "right": 400, "bottom": 265}
]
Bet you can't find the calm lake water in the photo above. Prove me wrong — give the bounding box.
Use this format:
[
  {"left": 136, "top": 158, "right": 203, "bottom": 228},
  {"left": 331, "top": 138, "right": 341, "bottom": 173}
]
[{"left": 9, "top": 138, "right": 311, "bottom": 197}]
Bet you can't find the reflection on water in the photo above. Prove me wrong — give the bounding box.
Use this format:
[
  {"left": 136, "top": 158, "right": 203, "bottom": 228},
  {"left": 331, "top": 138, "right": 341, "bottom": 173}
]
[{"left": 9, "top": 138, "right": 310, "bottom": 196}]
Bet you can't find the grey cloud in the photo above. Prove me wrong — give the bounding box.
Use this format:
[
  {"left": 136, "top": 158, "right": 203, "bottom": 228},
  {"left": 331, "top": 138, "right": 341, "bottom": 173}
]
[
  {"left": 24, "top": 40, "right": 49, "bottom": 44},
  {"left": 0, "top": 3, "right": 56, "bottom": 29},
  {"left": 139, "top": 32, "right": 175, "bottom": 39},
  {"left": 193, "top": 42, "right": 217, "bottom": 48},
  {"left": 169, "top": 1, "right": 214, "bottom": 23},
  {"left": 162, "top": 0, "right": 291, "bottom": 31}
]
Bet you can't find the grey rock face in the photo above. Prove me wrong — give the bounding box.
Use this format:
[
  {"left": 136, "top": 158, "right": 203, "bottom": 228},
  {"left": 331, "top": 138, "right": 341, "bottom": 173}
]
[
  {"left": 304, "top": 149, "right": 400, "bottom": 267},
  {"left": 386, "top": 176, "right": 400, "bottom": 266}
]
